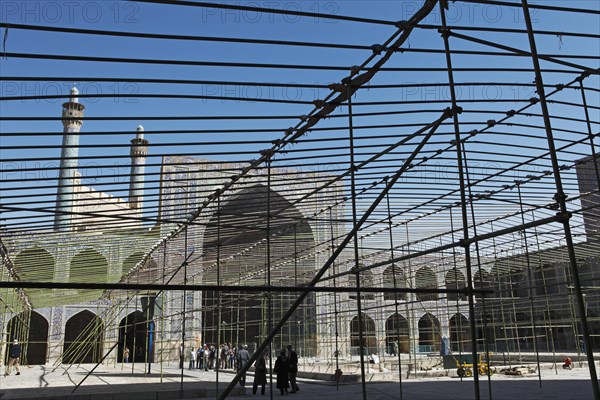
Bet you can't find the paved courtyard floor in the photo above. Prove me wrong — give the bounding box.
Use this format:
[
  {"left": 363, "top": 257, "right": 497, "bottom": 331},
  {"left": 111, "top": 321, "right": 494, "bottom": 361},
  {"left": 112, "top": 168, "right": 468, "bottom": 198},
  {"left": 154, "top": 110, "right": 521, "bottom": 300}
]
[{"left": 0, "top": 361, "right": 595, "bottom": 399}]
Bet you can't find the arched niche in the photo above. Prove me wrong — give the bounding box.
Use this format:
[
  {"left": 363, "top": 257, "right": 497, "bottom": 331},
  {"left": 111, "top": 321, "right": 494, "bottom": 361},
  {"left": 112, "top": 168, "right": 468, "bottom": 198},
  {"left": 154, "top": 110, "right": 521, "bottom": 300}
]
[
  {"left": 350, "top": 313, "right": 377, "bottom": 356},
  {"left": 122, "top": 252, "right": 146, "bottom": 278},
  {"left": 63, "top": 310, "right": 103, "bottom": 364},
  {"left": 449, "top": 313, "right": 471, "bottom": 352},
  {"left": 349, "top": 268, "right": 375, "bottom": 300},
  {"left": 418, "top": 313, "right": 441, "bottom": 353},
  {"left": 14, "top": 247, "right": 55, "bottom": 299},
  {"left": 382, "top": 265, "right": 407, "bottom": 301},
  {"left": 135, "top": 259, "right": 160, "bottom": 283},
  {"left": 445, "top": 268, "right": 466, "bottom": 302},
  {"left": 118, "top": 310, "right": 155, "bottom": 363},
  {"left": 474, "top": 270, "right": 491, "bottom": 299},
  {"left": 70, "top": 249, "right": 109, "bottom": 284},
  {"left": 6, "top": 311, "right": 49, "bottom": 365},
  {"left": 415, "top": 267, "right": 438, "bottom": 301},
  {"left": 385, "top": 313, "right": 409, "bottom": 354}
]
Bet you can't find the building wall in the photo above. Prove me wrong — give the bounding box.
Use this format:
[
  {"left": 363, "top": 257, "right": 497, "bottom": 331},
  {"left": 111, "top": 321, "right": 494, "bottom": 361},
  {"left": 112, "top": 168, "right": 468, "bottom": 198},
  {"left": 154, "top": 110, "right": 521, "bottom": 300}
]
[{"left": 576, "top": 154, "right": 600, "bottom": 241}]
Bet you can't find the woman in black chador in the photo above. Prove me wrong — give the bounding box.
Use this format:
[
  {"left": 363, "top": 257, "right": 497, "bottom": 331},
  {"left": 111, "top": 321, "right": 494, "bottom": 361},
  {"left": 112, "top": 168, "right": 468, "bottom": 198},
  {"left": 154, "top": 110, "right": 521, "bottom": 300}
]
[
  {"left": 274, "top": 349, "right": 290, "bottom": 395},
  {"left": 252, "top": 350, "right": 268, "bottom": 395}
]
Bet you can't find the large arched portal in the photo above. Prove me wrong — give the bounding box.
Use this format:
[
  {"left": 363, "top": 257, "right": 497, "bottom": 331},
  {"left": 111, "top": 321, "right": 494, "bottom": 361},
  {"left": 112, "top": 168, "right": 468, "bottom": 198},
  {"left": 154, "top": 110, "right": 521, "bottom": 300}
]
[
  {"left": 202, "top": 184, "right": 316, "bottom": 355},
  {"left": 118, "top": 311, "right": 154, "bottom": 363},
  {"left": 6, "top": 311, "right": 49, "bottom": 365},
  {"left": 63, "top": 311, "right": 103, "bottom": 364}
]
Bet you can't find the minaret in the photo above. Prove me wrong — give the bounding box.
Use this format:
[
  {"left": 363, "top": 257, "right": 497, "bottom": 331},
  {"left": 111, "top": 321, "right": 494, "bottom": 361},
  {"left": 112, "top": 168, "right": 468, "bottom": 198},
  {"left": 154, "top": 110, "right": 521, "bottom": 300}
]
[
  {"left": 54, "top": 86, "right": 85, "bottom": 231},
  {"left": 128, "top": 125, "right": 149, "bottom": 210}
]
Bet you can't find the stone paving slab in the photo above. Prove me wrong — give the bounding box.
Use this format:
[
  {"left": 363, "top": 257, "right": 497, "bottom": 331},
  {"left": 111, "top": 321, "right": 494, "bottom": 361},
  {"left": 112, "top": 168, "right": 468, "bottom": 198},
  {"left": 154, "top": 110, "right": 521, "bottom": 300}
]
[{"left": 0, "top": 362, "right": 595, "bottom": 399}]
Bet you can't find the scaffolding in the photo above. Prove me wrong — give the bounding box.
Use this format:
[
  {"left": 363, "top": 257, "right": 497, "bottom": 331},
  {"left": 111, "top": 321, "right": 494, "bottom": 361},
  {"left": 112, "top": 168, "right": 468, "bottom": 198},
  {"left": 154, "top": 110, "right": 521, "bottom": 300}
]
[{"left": 0, "top": 1, "right": 599, "bottom": 399}]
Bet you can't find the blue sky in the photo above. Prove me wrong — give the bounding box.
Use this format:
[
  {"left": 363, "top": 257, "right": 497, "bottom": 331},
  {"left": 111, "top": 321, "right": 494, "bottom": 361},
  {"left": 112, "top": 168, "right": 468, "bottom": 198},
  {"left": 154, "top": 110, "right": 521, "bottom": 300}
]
[{"left": 0, "top": 0, "right": 598, "bottom": 232}]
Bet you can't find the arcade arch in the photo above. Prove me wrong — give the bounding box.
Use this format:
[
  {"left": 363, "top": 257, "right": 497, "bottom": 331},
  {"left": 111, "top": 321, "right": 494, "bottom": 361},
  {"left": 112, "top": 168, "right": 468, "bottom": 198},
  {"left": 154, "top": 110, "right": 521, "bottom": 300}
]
[
  {"left": 382, "top": 265, "right": 407, "bottom": 301},
  {"left": 445, "top": 268, "right": 466, "bottom": 302},
  {"left": 350, "top": 313, "right": 377, "bottom": 356},
  {"left": 6, "top": 311, "right": 49, "bottom": 365},
  {"left": 385, "top": 312, "right": 410, "bottom": 354},
  {"left": 63, "top": 310, "right": 103, "bottom": 364},
  {"left": 416, "top": 267, "right": 438, "bottom": 301},
  {"left": 418, "top": 313, "right": 441, "bottom": 353}
]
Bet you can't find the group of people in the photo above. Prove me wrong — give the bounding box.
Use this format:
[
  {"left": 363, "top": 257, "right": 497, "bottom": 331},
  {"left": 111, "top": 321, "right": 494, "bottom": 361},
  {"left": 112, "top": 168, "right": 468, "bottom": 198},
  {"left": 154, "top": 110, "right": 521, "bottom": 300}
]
[
  {"left": 252, "top": 345, "right": 299, "bottom": 396},
  {"left": 182, "top": 342, "right": 247, "bottom": 372},
  {"left": 273, "top": 345, "right": 300, "bottom": 395},
  {"left": 177, "top": 342, "right": 300, "bottom": 396}
]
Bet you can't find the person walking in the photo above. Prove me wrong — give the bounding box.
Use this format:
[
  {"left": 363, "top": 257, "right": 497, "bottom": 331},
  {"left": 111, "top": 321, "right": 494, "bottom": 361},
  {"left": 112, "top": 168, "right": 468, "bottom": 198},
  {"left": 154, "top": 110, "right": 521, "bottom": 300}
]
[
  {"left": 237, "top": 344, "right": 250, "bottom": 387},
  {"left": 197, "top": 347, "right": 203, "bottom": 369},
  {"left": 5, "top": 339, "right": 21, "bottom": 376},
  {"left": 274, "top": 348, "right": 290, "bottom": 395},
  {"left": 252, "top": 350, "right": 267, "bottom": 395},
  {"left": 189, "top": 347, "right": 196, "bottom": 370},
  {"left": 220, "top": 343, "right": 229, "bottom": 369},
  {"left": 287, "top": 345, "right": 299, "bottom": 393},
  {"left": 179, "top": 343, "right": 184, "bottom": 369},
  {"left": 210, "top": 346, "right": 217, "bottom": 370},
  {"left": 228, "top": 345, "right": 235, "bottom": 369},
  {"left": 203, "top": 344, "right": 209, "bottom": 371},
  {"left": 392, "top": 341, "right": 399, "bottom": 357},
  {"left": 124, "top": 347, "right": 130, "bottom": 363}
]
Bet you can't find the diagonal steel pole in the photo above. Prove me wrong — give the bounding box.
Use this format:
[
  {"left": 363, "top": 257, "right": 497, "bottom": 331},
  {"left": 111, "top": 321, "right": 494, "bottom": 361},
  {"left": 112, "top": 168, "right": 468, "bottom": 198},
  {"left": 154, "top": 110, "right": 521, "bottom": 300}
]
[{"left": 218, "top": 109, "right": 453, "bottom": 399}]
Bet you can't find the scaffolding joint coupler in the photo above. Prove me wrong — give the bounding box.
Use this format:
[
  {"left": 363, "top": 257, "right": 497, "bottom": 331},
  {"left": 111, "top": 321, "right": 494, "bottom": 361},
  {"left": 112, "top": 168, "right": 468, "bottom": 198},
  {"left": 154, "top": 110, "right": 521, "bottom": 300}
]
[
  {"left": 370, "top": 44, "right": 387, "bottom": 55},
  {"left": 553, "top": 191, "right": 568, "bottom": 203},
  {"left": 395, "top": 20, "right": 408, "bottom": 30},
  {"left": 437, "top": 28, "right": 450, "bottom": 38},
  {"left": 556, "top": 211, "right": 572, "bottom": 223}
]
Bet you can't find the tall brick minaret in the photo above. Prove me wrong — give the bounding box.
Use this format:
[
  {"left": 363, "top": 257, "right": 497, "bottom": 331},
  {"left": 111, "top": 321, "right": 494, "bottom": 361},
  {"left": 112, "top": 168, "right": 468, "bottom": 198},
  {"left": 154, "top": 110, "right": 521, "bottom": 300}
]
[
  {"left": 128, "top": 125, "right": 148, "bottom": 210},
  {"left": 54, "top": 86, "right": 84, "bottom": 231}
]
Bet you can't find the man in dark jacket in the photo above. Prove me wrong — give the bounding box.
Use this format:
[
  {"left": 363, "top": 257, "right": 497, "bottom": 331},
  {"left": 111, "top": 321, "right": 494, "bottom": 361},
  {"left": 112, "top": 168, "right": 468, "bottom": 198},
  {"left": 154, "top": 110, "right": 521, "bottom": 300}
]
[
  {"left": 197, "top": 347, "right": 203, "bottom": 369},
  {"left": 237, "top": 344, "right": 250, "bottom": 386},
  {"left": 5, "top": 339, "right": 21, "bottom": 376}
]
